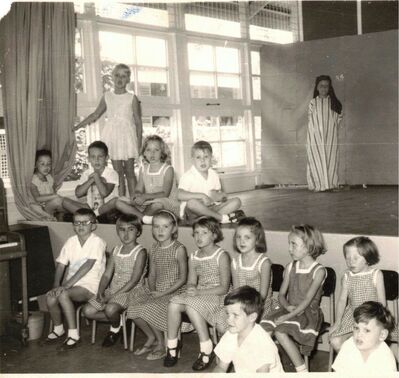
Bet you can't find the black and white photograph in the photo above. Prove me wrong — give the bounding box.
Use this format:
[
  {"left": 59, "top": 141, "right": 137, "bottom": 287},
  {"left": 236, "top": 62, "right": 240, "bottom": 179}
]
[{"left": 0, "top": 0, "right": 397, "bottom": 375}]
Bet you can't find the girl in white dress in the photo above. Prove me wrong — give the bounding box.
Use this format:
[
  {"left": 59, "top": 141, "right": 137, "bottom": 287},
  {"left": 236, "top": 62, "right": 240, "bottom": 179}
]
[{"left": 74, "top": 64, "right": 142, "bottom": 198}]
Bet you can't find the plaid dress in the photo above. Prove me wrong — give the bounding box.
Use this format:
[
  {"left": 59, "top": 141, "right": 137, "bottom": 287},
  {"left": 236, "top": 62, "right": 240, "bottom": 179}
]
[
  {"left": 261, "top": 261, "right": 326, "bottom": 353},
  {"left": 127, "top": 240, "right": 189, "bottom": 332},
  {"left": 215, "top": 254, "right": 274, "bottom": 333},
  {"left": 170, "top": 247, "right": 228, "bottom": 326},
  {"left": 88, "top": 244, "right": 146, "bottom": 310},
  {"left": 330, "top": 268, "right": 398, "bottom": 340}
]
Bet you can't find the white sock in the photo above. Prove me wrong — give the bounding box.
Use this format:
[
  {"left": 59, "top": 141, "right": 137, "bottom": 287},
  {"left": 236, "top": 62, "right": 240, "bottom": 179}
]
[
  {"left": 167, "top": 338, "right": 178, "bottom": 356},
  {"left": 66, "top": 328, "right": 79, "bottom": 345},
  {"left": 48, "top": 324, "right": 64, "bottom": 339},
  {"left": 200, "top": 339, "right": 213, "bottom": 354},
  {"left": 295, "top": 364, "right": 308, "bottom": 372},
  {"left": 142, "top": 215, "right": 153, "bottom": 225},
  {"left": 220, "top": 214, "right": 230, "bottom": 224},
  {"left": 110, "top": 325, "right": 120, "bottom": 333}
]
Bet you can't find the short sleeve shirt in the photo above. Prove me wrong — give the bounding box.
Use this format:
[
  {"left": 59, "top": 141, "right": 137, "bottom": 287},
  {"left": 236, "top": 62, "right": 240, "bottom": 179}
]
[
  {"left": 214, "top": 323, "right": 284, "bottom": 373},
  {"left": 78, "top": 166, "right": 119, "bottom": 215},
  {"left": 332, "top": 336, "right": 397, "bottom": 374},
  {"left": 31, "top": 173, "right": 55, "bottom": 195},
  {"left": 56, "top": 233, "right": 106, "bottom": 295}
]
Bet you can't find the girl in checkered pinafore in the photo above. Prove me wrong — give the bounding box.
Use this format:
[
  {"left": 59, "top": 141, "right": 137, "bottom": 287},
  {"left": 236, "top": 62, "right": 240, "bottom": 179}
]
[
  {"left": 83, "top": 215, "right": 147, "bottom": 347},
  {"left": 215, "top": 217, "right": 273, "bottom": 334},
  {"left": 126, "top": 210, "right": 189, "bottom": 360},
  {"left": 165, "top": 217, "right": 231, "bottom": 371},
  {"left": 260, "top": 225, "right": 327, "bottom": 373},
  {"left": 329, "top": 236, "right": 398, "bottom": 351}
]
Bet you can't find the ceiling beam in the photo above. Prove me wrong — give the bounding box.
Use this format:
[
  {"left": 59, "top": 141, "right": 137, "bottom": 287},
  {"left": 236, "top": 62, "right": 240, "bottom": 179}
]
[{"left": 249, "top": 1, "right": 269, "bottom": 19}]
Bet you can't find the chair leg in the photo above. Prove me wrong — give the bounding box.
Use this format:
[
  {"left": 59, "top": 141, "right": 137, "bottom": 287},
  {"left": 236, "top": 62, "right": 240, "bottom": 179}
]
[
  {"left": 122, "top": 311, "right": 128, "bottom": 350},
  {"left": 91, "top": 320, "right": 96, "bottom": 344},
  {"left": 129, "top": 320, "right": 136, "bottom": 352},
  {"left": 210, "top": 326, "right": 218, "bottom": 345}
]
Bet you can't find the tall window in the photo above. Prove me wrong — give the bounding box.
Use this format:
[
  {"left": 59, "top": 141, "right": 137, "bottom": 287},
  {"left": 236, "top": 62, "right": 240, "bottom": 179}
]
[
  {"left": 99, "top": 31, "right": 169, "bottom": 97},
  {"left": 188, "top": 43, "right": 241, "bottom": 99},
  {"left": 254, "top": 116, "right": 262, "bottom": 167},
  {"left": 251, "top": 51, "right": 261, "bottom": 100},
  {"left": 75, "top": 28, "right": 85, "bottom": 94}
]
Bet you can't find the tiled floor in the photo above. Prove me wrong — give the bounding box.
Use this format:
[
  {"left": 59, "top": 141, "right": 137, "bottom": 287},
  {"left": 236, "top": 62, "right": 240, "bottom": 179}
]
[{"left": 1, "top": 319, "right": 330, "bottom": 374}]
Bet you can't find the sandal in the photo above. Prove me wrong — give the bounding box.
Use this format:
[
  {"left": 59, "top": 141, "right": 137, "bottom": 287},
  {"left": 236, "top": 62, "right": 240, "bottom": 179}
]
[
  {"left": 163, "top": 340, "right": 182, "bottom": 367},
  {"left": 134, "top": 343, "right": 156, "bottom": 356},
  {"left": 42, "top": 330, "right": 65, "bottom": 345},
  {"left": 57, "top": 336, "right": 81, "bottom": 351},
  {"left": 192, "top": 350, "right": 215, "bottom": 371},
  {"left": 146, "top": 348, "right": 167, "bottom": 360},
  {"left": 228, "top": 210, "right": 246, "bottom": 223}
]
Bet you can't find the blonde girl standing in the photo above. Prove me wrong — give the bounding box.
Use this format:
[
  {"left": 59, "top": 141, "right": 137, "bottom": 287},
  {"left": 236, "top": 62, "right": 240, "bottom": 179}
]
[
  {"left": 127, "top": 210, "right": 188, "bottom": 360},
  {"left": 74, "top": 63, "right": 142, "bottom": 197},
  {"left": 215, "top": 217, "right": 273, "bottom": 334},
  {"left": 83, "top": 214, "right": 147, "bottom": 347},
  {"left": 329, "top": 236, "right": 388, "bottom": 351},
  {"left": 165, "top": 217, "right": 231, "bottom": 371},
  {"left": 261, "top": 224, "right": 327, "bottom": 373}
]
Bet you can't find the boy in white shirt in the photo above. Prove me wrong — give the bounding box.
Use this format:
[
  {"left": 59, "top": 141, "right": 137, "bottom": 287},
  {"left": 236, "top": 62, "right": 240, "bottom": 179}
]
[
  {"left": 214, "top": 286, "right": 284, "bottom": 373},
  {"left": 332, "top": 301, "right": 397, "bottom": 374},
  {"left": 75, "top": 141, "right": 119, "bottom": 220},
  {"left": 178, "top": 140, "right": 244, "bottom": 224},
  {"left": 44, "top": 208, "right": 106, "bottom": 351}
]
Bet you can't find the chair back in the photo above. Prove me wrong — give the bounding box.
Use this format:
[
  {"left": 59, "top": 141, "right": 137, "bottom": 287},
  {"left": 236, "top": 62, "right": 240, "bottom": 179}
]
[
  {"left": 322, "top": 267, "right": 336, "bottom": 297},
  {"left": 271, "top": 264, "right": 284, "bottom": 292},
  {"left": 382, "top": 270, "right": 399, "bottom": 301}
]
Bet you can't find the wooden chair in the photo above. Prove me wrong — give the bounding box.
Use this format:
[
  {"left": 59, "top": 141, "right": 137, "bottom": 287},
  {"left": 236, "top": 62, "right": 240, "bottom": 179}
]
[{"left": 303, "top": 266, "right": 336, "bottom": 372}]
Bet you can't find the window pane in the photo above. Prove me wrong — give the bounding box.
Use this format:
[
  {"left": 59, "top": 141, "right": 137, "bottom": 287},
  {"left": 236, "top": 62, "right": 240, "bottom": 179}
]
[
  {"left": 251, "top": 51, "right": 260, "bottom": 75},
  {"left": 75, "top": 28, "right": 85, "bottom": 93},
  {"left": 252, "top": 76, "right": 261, "bottom": 100},
  {"left": 220, "top": 116, "right": 244, "bottom": 140},
  {"left": 192, "top": 116, "right": 219, "bottom": 141},
  {"left": 142, "top": 116, "right": 171, "bottom": 143},
  {"left": 254, "top": 116, "right": 262, "bottom": 140},
  {"left": 217, "top": 74, "right": 240, "bottom": 99},
  {"left": 138, "top": 69, "right": 168, "bottom": 97},
  {"left": 99, "top": 31, "right": 134, "bottom": 64},
  {"left": 256, "top": 140, "right": 262, "bottom": 166},
  {"left": 216, "top": 47, "right": 239, "bottom": 73},
  {"left": 210, "top": 143, "right": 221, "bottom": 168},
  {"left": 190, "top": 73, "right": 216, "bottom": 98},
  {"left": 136, "top": 37, "right": 167, "bottom": 67},
  {"left": 188, "top": 43, "right": 214, "bottom": 71},
  {"left": 185, "top": 14, "right": 240, "bottom": 38},
  {"left": 221, "top": 141, "right": 246, "bottom": 167},
  {"left": 250, "top": 25, "right": 294, "bottom": 44}
]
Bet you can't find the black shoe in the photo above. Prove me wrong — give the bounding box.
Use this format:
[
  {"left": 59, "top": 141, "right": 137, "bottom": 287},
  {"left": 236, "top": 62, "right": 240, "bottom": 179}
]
[
  {"left": 102, "top": 330, "right": 121, "bottom": 347},
  {"left": 57, "top": 337, "right": 81, "bottom": 351},
  {"left": 163, "top": 341, "right": 181, "bottom": 367},
  {"left": 192, "top": 350, "right": 215, "bottom": 371}
]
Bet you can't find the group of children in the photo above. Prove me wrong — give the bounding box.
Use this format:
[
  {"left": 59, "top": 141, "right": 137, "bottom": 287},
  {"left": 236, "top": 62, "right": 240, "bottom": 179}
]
[
  {"left": 43, "top": 207, "right": 397, "bottom": 373},
  {"left": 31, "top": 63, "right": 243, "bottom": 226}
]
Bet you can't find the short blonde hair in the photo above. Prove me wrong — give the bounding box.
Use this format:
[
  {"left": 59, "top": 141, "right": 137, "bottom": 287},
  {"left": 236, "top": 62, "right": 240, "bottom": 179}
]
[{"left": 112, "top": 63, "right": 131, "bottom": 78}]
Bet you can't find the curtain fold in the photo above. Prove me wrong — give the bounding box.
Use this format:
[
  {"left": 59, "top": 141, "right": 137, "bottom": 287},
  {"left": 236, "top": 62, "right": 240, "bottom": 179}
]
[{"left": 0, "top": 2, "right": 76, "bottom": 220}]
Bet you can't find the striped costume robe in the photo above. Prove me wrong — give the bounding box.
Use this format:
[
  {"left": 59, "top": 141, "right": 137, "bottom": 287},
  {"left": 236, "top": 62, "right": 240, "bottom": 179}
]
[{"left": 306, "top": 95, "right": 343, "bottom": 192}]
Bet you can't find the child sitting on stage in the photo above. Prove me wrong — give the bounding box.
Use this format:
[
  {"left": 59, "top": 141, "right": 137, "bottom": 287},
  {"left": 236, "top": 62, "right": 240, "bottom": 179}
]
[{"left": 213, "top": 286, "right": 283, "bottom": 373}]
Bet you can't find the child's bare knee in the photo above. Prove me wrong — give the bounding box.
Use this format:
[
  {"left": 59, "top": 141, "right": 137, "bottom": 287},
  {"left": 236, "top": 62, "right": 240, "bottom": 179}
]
[
  {"left": 186, "top": 199, "right": 200, "bottom": 210},
  {"left": 329, "top": 336, "right": 342, "bottom": 351},
  {"left": 104, "top": 304, "right": 119, "bottom": 318}
]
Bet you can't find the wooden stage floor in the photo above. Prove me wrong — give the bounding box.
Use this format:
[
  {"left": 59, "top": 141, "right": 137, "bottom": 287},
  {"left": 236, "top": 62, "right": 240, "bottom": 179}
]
[{"left": 233, "top": 186, "right": 398, "bottom": 236}]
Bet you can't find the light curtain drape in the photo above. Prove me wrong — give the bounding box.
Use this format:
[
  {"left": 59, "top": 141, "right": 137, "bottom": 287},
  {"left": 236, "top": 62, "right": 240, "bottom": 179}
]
[{"left": 0, "top": 2, "right": 76, "bottom": 220}]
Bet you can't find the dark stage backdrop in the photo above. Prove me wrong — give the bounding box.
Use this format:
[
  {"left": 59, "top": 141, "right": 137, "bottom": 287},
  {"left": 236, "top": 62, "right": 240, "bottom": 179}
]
[{"left": 260, "top": 30, "right": 398, "bottom": 185}]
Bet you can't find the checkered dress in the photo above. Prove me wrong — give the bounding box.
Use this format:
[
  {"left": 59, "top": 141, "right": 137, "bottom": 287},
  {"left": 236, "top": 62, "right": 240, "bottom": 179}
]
[
  {"left": 330, "top": 269, "right": 380, "bottom": 337},
  {"left": 170, "top": 247, "right": 227, "bottom": 326},
  {"left": 127, "top": 240, "right": 189, "bottom": 332},
  {"left": 88, "top": 244, "right": 146, "bottom": 310},
  {"left": 215, "top": 254, "right": 274, "bottom": 333}
]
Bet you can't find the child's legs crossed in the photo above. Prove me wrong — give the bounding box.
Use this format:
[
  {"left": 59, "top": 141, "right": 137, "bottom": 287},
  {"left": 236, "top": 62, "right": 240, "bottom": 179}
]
[
  {"left": 213, "top": 197, "right": 241, "bottom": 215},
  {"left": 58, "top": 286, "right": 93, "bottom": 331},
  {"left": 275, "top": 331, "right": 304, "bottom": 368},
  {"left": 62, "top": 197, "right": 86, "bottom": 214},
  {"left": 82, "top": 303, "right": 108, "bottom": 322},
  {"left": 44, "top": 197, "right": 64, "bottom": 214},
  {"left": 330, "top": 333, "right": 351, "bottom": 352},
  {"left": 186, "top": 200, "right": 222, "bottom": 222}
]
